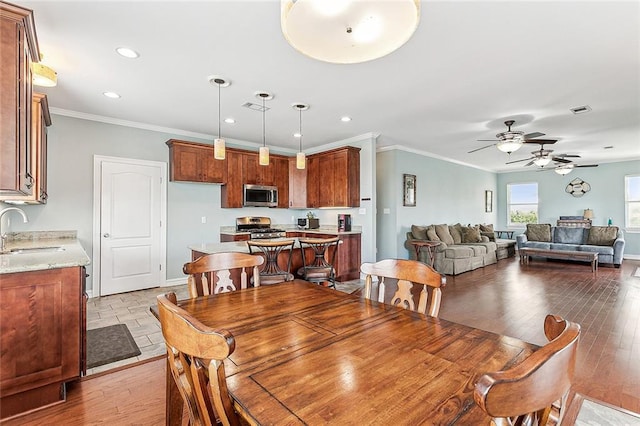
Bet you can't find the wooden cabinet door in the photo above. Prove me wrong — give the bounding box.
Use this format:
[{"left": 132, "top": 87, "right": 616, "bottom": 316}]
[
  {"left": 0, "top": 6, "right": 37, "bottom": 196},
  {"left": 306, "top": 155, "right": 320, "bottom": 208},
  {"left": 203, "top": 152, "right": 225, "bottom": 182},
  {"left": 335, "top": 234, "right": 361, "bottom": 281},
  {"left": 318, "top": 153, "right": 335, "bottom": 206},
  {"left": 333, "top": 150, "right": 349, "bottom": 207},
  {"left": 273, "top": 157, "right": 289, "bottom": 208},
  {"left": 166, "top": 140, "right": 224, "bottom": 183},
  {"left": 221, "top": 149, "right": 243, "bottom": 208},
  {"left": 288, "top": 157, "right": 307, "bottom": 209},
  {"left": 242, "top": 152, "right": 260, "bottom": 185}
]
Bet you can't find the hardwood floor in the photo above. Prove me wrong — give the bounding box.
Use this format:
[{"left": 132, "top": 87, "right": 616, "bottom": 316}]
[{"left": 5, "top": 256, "right": 639, "bottom": 424}]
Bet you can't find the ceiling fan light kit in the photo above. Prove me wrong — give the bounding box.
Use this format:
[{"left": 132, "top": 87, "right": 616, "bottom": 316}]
[
  {"left": 533, "top": 157, "right": 551, "bottom": 167},
  {"left": 280, "top": 0, "right": 420, "bottom": 64},
  {"left": 555, "top": 165, "right": 574, "bottom": 175}
]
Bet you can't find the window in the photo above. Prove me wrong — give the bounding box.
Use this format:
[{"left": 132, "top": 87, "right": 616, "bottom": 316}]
[
  {"left": 507, "top": 183, "right": 538, "bottom": 226},
  {"left": 625, "top": 175, "right": 640, "bottom": 230}
]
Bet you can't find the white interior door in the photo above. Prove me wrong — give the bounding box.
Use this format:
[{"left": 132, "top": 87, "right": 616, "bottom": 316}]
[{"left": 100, "top": 160, "right": 163, "bottom": 296}]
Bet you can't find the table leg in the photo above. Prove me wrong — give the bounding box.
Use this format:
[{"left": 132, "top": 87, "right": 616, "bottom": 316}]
[{"left": 166, "top": 357, "right": 183, "bottom": 426}]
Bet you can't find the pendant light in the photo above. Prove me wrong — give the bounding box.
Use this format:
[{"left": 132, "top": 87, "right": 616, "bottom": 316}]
[
  {"left": 256, "top": 92, "right": 273, "bottom": 166},
  {"left": 292, "top": 103, "right": 309, "bottom": 169},
  {"left": 208, "top": 75, "right": 230, "bottom": 160}
]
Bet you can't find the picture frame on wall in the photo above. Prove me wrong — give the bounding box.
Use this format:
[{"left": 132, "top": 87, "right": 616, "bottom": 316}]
[
  {"left": 403, "top": 174, "right": 416, "bottom": 207},
  {"left": 485, "top": 190, "right": 493, "bottom": 212}
]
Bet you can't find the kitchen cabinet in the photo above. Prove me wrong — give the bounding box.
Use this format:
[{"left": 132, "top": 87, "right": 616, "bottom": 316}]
[
  {"left": 0, "top": 92, "right": 51, "bottom": 204},
  {"left": 221, "top": 148, "right": 243, "bottom": 208},
  {"left": 166, "top": 139, "right": 225, "bottom": 183},
  {"left": 220, "top": 233, "right": 250, "bottom": 242},
  {"left": 0, "top": 266, "right": 86, "bottom": 419},
  {"left": 288, "top": 157, "right": 307, "bottom": 209},
  {"left": 307, "top": 146, "right": 360, "bottom": 208},
  {"left": 0, "top": 3, "right": 39, "bottom": 196}
]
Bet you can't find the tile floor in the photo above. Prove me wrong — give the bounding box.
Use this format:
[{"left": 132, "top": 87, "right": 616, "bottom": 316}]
[{"left": 86, "top": 280, "right": 363, "bottom": 375}]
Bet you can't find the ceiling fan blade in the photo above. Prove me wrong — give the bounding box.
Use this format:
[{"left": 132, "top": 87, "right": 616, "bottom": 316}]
[
  {"left": 524, "top": 132, "right": 545, "bottom": 139},
  {"left": 477, "top": 139, "right": 498, "bottom": 142},
  {"left": 523, "top": 139, "right": 557, "bottom": 144},
  {"left": 575, "top": 164, "right": 599, "bottom": 168},
  {"left": 468, "top": 144, "right": 495, "bottom": 153},
  {"left": 505, "top": 157, "right": 534, "bottom": 164},
  {"left": 552, "top": 157, "right": 572, "bottom": 164},
  {"left": 555, "top": 154, "right": 581, "bottom": 158},
  {"left": 524, "top": 160, "right": 535, "bottom": 167}
]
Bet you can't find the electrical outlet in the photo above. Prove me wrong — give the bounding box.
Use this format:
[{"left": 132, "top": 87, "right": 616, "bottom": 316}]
[
  {"left": 201, "top": 216, "right": 206, "bottom": 224},
  {"left": 359, "top": 208, "right": 366, "bottom": 215}
]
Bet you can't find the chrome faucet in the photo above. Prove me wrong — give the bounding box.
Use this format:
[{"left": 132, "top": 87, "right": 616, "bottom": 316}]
[{"left": 0, "top": 207, "right": 29, "bottom": 253}]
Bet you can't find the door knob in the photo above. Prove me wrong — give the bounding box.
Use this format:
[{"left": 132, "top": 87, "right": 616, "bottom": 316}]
[{"left": 103, "top": 233, "right": 110, "bottom": 238}]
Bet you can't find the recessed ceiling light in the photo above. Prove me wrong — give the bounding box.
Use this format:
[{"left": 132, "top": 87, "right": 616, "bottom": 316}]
[
  {"left": 224, "top": 118, "right": 235, "bottom": 124},
  {"left": 341, "top": 116, "right": 352, "bottom": 122},
  {"left": 116, "top": 47, "right": 139, "bottom": 59},
  {"left": 103, "top": 91, "right": 121, "bottom": 99},
  {"left": 294, "top": 132, "right": 302, "bottom": 138}
]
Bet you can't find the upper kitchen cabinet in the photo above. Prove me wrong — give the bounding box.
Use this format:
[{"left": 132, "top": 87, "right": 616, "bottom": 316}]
[
  {"left": 166, "top": 139, "right": 225, "bottom": 183},
  {"left": 0, "top": 3, "right": 40, "bottom": 196},
  {"left": 288, "top": 157, "right": 306, "bottom": 209},
  {"left": 0, "top": 92, "right": 51, "bottom": 204},
  {"left": 307, "top": 146, "right": 360, "bottom": 208}
]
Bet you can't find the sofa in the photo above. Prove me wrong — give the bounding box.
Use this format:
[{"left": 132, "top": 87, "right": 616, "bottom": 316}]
[
  {"left": 516, "top": 224, "right": 625, "bottom": 267},
  {"left": 405, "top": 224, "right": 498, "bottom": 275}
]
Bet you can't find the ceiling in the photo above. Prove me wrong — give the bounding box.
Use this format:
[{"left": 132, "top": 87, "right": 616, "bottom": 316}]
[{"left": 23, "top": 1, "right": 640, "bottom": 172}]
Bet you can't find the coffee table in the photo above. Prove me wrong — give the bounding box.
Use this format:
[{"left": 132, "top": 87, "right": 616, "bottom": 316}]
[{"left": 519, "top": 247, "right": 598, "bottom": 272}]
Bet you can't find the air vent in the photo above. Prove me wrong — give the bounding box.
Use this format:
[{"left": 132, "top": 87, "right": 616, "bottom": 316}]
[
  {"left": 570, "top": 105, "right": 592, "bottom": 114},
  {"left": 242, "top": 102, "right": 270, "bottom": 112}
]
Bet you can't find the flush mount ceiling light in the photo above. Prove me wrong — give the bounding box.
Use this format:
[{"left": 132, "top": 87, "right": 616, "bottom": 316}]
[
  {"left": 340, "top": 116, "right": 352, "bottom": 122},
  {"left": 32, "top": 54, "right": 57, "bottom": 87},
  {"left": 293, "top": 103, "right": 309, "bottom": 169},
  {"left": 256, "top": 92, "right": 273, "bottom": 166},
  {"left": 208, "top": 75, "right": 231, "bottom": 160},
  {"left": 103, "top": 91, "right": 121, "bottom": 99},
  {"left": 281, "top": 0, "right": 420, "bottom": 64}
]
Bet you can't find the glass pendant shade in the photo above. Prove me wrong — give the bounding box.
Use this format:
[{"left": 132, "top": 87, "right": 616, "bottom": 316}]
[
  {"left": 555, "top": 166, "right": 573, "bottom": 175},
  {"left": 296, "top": 152, "right": 306, "bottom": 169},
  {"left": 214, "top": 138, "right": 226, "bottom": 160},
  {"left": 259, "top": 146, "right": 270, "bottom": 165},
  {"left": 533, "top": 157, "right": 551, "bottom": 167},
  {"left": 496, "top": 139, "right": 523, "bottom": 154}
]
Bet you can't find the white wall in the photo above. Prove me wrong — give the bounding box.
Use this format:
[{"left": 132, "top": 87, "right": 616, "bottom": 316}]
[{"left": 2, "top": 115, "right": 376, "bottom": 293}]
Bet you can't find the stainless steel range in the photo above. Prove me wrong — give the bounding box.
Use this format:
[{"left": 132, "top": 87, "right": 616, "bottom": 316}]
[{"left": 236, "top": 216, "right": 286, "bottom": 239}]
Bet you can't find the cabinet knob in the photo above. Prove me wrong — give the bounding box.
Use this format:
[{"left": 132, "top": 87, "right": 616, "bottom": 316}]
[{"left": 103, "top": 233, "right": 110, "bottom": 238}]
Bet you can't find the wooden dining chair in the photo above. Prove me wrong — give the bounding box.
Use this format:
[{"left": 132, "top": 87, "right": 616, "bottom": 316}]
[
  {"left": 360, "top": 258, "right": 446, "bottom": 317},
  {"left": 246, "top": 239, "right": 295, "bottom": 285},
  {"left": 157, "top": 292, "right": 241, "bottom": 426},
  {"left": 297, "top": 236, "right": 340, "bottom": 288},
  {"left": 183, "top": 252, "right": 264, "bottom": 298},
  {"left": 474, "top": 314, "right": 581, "bottom": 426}
]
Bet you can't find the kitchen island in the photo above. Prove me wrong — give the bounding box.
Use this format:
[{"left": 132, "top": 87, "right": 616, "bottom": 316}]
[
  {"left": 192, "top": 226, "right": 361, "bottom": 282},
  {"left": 0, "top": 231, "right": 90, "bottom": 420}
]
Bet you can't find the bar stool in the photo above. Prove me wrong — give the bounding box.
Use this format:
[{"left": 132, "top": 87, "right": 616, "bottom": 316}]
[
  {"left": 297, "top": 236, "right": 340, "bottom": 288},
  {"left": 247, "top": 239, "right": 296, "bottom": 285}
]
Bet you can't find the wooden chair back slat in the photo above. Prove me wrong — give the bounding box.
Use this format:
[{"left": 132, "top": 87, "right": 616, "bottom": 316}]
[
  {"left": 183, "top": 252, "right": 264, "bottom": 298},
  {"left": 361, "top": 259, "right": 446, "bottom": 317},
  {"left": 474, "top": 314, "right": 581, "bottom": 425},
  {"left": 157, "top": 292, "right": 240, "bottom": 426}
]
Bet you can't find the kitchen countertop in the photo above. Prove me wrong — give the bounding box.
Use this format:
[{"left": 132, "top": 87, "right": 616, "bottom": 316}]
[
  {"left": 219, "top": 225, "right": 362, "bottom": 236},
  {"left": 0, "top": 231, "right": 91, "bottom": 274}
]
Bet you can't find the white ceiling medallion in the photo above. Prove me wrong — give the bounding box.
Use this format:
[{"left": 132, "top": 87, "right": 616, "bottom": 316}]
[{"left": 281, "top": 0, "right": 420, "bottom": 64}]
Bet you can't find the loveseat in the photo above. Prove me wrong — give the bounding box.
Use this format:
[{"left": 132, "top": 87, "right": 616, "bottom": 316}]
[
  {"left": 516, "top": 224, "right": 625, "bottom": 267},
  {"left": 405, "top": 224, "right": 498, "bottom": 275}
]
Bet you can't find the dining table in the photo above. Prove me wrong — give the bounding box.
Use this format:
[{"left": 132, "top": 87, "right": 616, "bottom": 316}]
[{"left": 155, "top": 279, "right": 538, "bottom": 425}]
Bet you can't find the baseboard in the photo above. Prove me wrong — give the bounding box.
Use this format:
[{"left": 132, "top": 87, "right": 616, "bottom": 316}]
[{"left": 624, "top": 254, "right": 640, "bottom": 260}]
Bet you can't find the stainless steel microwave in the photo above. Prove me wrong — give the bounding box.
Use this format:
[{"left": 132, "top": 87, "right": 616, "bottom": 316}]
[{"left": 243, "top": 184, "right": 278, "bottom": 207}]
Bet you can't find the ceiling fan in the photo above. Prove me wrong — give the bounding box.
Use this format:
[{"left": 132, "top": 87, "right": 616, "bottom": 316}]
[
  {"left": 539, "top": 162, "right": 599, "bottom": 175},
  {"left": 505, "top": 141, "right": 581, "bottom": 168},
  {"left": 468, "top": 120, "right": 557, "bottom": 154}
]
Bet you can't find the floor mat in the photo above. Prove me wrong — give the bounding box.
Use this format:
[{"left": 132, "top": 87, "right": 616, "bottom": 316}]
[{"left": 86, "top": 324, "right": 141, "bottom": 369}]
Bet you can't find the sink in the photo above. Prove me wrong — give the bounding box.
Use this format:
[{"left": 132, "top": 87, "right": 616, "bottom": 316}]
[{"left": 8, "top": 246, "right": 65, "bottom": 255}]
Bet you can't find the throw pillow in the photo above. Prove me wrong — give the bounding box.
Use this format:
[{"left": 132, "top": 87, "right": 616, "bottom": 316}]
[
  {"left": 449, "top": 223, "right": 463, "bottom": 244},
  {"left": 586, "top": 226, "right": 619, "bottom": 246},
  {"left": 479, "top": 223, "right": 494, "bottom": 233},
  {"left": 411, "top": 225, "right": 428, "bottom": 240},
  {"left": 525, "top": 224, "right": 552, "bottom": 242},
  {"left": 435, "top": 224, "right": 455, "bottom": 245},
  {"left": 554, "top": 227, "right": 586, "bottom": 245},
  {"left": 461, "top": 225, "right": 482, "bottom": 243},
  {"left": 426, "top": 225, "right": 440, "bottom": 242}
]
